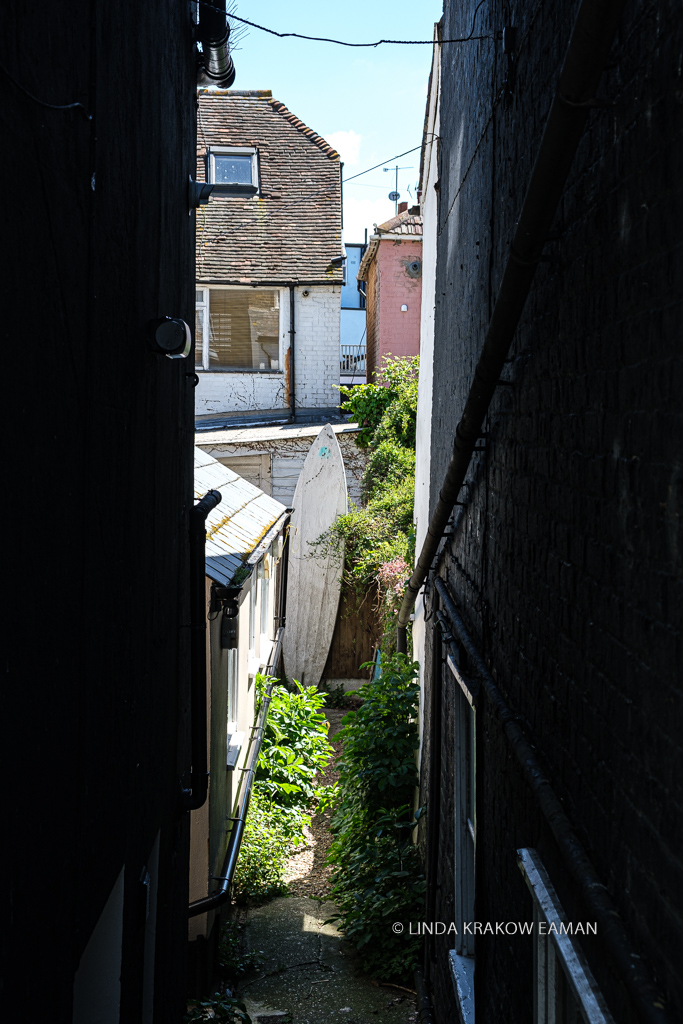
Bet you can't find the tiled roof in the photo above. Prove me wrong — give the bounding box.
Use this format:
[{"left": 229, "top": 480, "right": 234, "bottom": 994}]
[
  {"left": 357, "top": 208, "right": 423, "bottom": 281},
  {"left": 195, "top": 447, "right": 288, "bottom": 587},
  {"left": 196, "top": 90, "right": 343, "bottom": 285},
  {"left": 376, "top": 208, "right": 423, "bottom": 235}
]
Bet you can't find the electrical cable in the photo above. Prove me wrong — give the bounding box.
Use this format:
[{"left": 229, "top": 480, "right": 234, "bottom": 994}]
[
  {"left": 199, "top": 0, "right": 491, "bottom": 47},
  {"left": 0, "top": 60, "right": 90, "bottom": 116}
]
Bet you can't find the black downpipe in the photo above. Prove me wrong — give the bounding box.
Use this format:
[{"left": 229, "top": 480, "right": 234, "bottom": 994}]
[
  {"left": 396, "top": 0, "right": 626, "bottom": 654},
  {"left": 197, "top": 0, "right": 236, "bottom": 88},
  {"left": 188, "top": 629, "right": 284, "bottom": 917},
  {"left": 182, "top": 489, "right": 222, "bottom": 812},
  {"left": 433, "top": 577, "right": 670, "bottom": 1024},
  {"left": 277, "top": 513, "right": 291, "bottom": 628},
  {"left": 289, "top": 284, "right": 296, "bottom": 422}
]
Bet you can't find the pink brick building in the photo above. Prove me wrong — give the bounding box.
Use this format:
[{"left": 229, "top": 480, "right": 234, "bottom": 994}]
[{"left": 357, "top": 204, "right": 423, "bottom": 382}]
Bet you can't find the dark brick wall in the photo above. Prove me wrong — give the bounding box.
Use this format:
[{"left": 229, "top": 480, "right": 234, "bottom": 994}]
[{"left": 421, "top": 0, "right": 683, "bottom": 1020}]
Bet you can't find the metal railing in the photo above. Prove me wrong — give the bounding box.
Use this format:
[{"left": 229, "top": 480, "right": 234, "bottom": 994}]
[
  {"left": 188, "top": 627, "right": 284, "bottom": 917},
  {"left": 340, "top": 343, "right": 366, "bottom": 374}
]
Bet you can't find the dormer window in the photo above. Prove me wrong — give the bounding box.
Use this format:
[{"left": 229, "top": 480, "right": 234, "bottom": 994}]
[{"left": 208, "top": 147, "right": 258, "bottom": 195}]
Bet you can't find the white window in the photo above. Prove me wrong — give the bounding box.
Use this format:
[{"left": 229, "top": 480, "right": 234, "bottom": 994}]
[
  {"left": 194, "top": 287, "right": 282, "bottom": 372},
  {"left": 226, "top": 647, "right": 238, "bottom": 734},
  {"left": 518, "top": 848, "right": 615, "bottom": 1024},
  {"left": 207, "top": 147, "right": 258, "bottom": 193},
  {"left": 248, "top": 579, "right": 256, "bottom": 656},
  {"left": 258, "top": 555, "right": 271, "bottom": 647}
]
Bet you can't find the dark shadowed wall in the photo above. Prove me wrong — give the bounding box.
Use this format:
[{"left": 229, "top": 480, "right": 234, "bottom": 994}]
[
  {"left": 419, "top": 0, "right": 682, "bottom": 1021},
  {"left": 1, "top": 3, "right": 197, "bottom": 1021}
]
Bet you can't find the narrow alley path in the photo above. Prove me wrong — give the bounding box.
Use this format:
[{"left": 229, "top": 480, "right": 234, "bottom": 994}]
[{"left": 238, "top": 709, "right": 418, "bottom": 1024}]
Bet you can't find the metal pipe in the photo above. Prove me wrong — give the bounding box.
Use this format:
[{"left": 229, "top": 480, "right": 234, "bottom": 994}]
[
  {"left": 433, "top": 577, "right": 670, "bottom": 1024},
  {"left": 396, "top": 0, "right": 626, "bottom": 655},
  {"left": 289, "top": 284, "right": 296, "bottom": 422},
  {"left": 188, "top": 627, "right": 285, "bottom": 917},
  {"left": 181, "top": 489, "right": 222, "bottom": 812},
  {"left": 197, "top": 0, "right": 236, "bottom": 89},
  {"left": 414, "top": 968, "right": 436, "bottom": 1024},
  {"left": 424, "top": 599, "right": 443, "bottom": 973}
]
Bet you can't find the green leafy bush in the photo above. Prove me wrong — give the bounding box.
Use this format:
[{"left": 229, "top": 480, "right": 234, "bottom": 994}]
[
  {"left": 184, "top": 992, "right": 251, "bottom": 1023},
  {"left": 326, "top": 654, "right": 425, "bottom": 980},
  {"left": 255, "top": 677, "right": 332, "bottom": 810},
  {"left": 232, "top": 788, "right": 294, "bottom": 900},
  {"left": 233, "top": 676, "right": 334, "bottom": 900},
  {"left": 334, "top": 356, "right": 418, "bottom": 649},
  {"left": 339, "top": 355, "right": 419, "bottom": 450}
]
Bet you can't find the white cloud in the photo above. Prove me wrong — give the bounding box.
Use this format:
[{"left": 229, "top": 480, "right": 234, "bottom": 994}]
[
  {"left": 325, "top": 129, "right": 362, "bottom": 166},
  {"left": 343, "top": 195, "right": 395, "bottom": 244}
]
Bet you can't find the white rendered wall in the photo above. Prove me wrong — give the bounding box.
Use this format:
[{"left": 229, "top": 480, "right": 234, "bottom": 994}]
[
  {"left": 413, "top": 39, "right": 441, "bottom": 743},
  {"left": 195, "top": 285, "right": 341, "bottom": 416}
]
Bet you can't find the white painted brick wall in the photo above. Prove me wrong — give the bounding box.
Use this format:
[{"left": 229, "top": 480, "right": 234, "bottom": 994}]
[{"left": 195, "top": 285, "right": 341, "bottom": 416}]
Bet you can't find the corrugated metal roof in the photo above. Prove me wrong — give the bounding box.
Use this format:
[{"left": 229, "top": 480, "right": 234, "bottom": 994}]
[
  {"left": 195, "top": 421, "right": 360, "bottom": 445},
  {"left": 194, "top": 448, "right": 288, "bottom": 586}
]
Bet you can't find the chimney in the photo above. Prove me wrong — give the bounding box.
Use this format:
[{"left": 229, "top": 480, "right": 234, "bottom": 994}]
[{"left": 398, "top": 201, "right": 408, "bottom": 214}]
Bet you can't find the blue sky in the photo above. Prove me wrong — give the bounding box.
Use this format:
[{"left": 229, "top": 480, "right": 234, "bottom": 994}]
[{"left": 227, "top": 0, "right": 443, "bottom": 241}]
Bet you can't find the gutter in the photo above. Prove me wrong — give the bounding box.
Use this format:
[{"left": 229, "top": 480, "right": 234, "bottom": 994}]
[
  {"left": 434, "top": 577, "right": 670, "bottom": 1024},
  {"left": 197, "top": 0, "right": 236, "bottom": 89},
  {"left": 397, "top": 0, "right": 626, "bottom": 650},
  {"left": 181, "top": 489, "right": 222, "bottom": 812}
]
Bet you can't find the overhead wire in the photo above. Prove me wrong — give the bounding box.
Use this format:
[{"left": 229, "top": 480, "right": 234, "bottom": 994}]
[
  {"left": 0, "top": 60, "right": 90, "bottom": 116},
  {"left": 199, "top": 0, "right": 491, "bottom": 47}
]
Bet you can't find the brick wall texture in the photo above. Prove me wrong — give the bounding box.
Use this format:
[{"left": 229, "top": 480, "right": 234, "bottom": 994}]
[{"left": 419, "top": 1, "right": 683, "bottom": 1021}]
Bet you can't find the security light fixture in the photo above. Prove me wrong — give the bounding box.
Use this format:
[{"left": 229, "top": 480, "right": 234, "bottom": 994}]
[
  {"left": 189, "top": 176, "right": 215, "bottom": 212},
  {"left": 147, "top": 317, "right": 192, "bottom": 359}
]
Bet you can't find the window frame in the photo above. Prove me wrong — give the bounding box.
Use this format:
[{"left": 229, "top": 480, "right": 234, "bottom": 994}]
[
  {"left": 518, "top": 848, "right": 615, "bottom": 1024},
  {"left": 207, "top": 146, "right": 259, "bottom": 194},
  {"left": 446, "top": 641, "right": 478, "bottom": 1022},
  {"left": 195, "top": 285, "right": 285, "bottom": 374}
]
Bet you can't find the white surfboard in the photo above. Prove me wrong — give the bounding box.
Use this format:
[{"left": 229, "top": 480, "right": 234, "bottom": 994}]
[{"left": 283, "top": 424, "right": 347, "bottom": 688}]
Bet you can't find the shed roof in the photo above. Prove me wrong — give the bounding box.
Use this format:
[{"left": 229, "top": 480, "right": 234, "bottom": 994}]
[
  {"left": 195, "top": 447, "right": 288, "bottom": 586},
  {"left": 196, "top": 90, "right": 343, "bottom": 285}
]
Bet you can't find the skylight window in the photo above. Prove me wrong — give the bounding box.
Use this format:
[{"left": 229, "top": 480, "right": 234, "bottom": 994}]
[{"left": 208, "top": 147, "right": 258, "bottom": 194}]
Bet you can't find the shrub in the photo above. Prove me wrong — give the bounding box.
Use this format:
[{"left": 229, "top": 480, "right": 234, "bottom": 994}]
[
  {"left": 334, "top": 356, "right": 418, "bottom": 648},
  {"left": 184, "top": 992, "right": 251, "bottom": 1023},
  {"left": 255, "top": 677, "right": 333, "bottom": 811},
  {"left": 233, "top": 676, "right": 334, "bottom": 900},
  {"left": 326, "top": 654, "right": 425, "bottom": 981},
  {"left": 232, "top": 788, "right": 293, "bottom": 900}
]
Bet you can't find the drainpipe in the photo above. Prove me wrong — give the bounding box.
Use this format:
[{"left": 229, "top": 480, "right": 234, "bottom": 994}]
[
  {"left": 289, "top": 284, "right": 296, "bottom": 421},
  {"left": 434, "top": 577, "right": 671, "bottom": 1024},
  {"left": 197, "top": 0, "right": 236, "bottom": 88},
  {"left": 396, "top": 0, "right": 626, "bottom": 655},
  {"left": 424, "top": 595, "right": 443, "bottom": 975},
  {"left": 181, "top": 489, "right": 222, "bottom": 812}
]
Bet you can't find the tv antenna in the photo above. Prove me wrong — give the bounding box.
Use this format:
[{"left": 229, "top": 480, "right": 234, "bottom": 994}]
[{"left": 383, "top": 164, "right": 413, "bottom": 215}]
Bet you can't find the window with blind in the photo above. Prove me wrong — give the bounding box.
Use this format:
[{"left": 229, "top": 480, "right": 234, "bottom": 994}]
[{"left": 195, "top": 288, "right": 281, "bottom": 372}]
